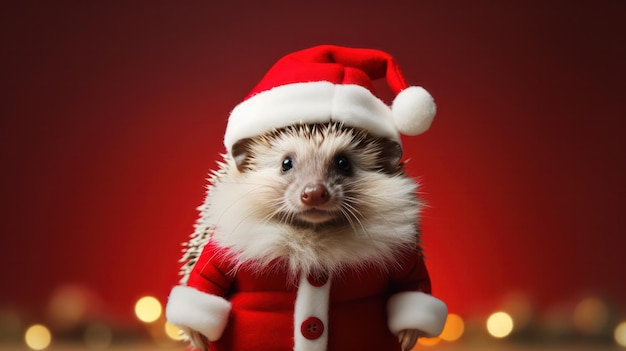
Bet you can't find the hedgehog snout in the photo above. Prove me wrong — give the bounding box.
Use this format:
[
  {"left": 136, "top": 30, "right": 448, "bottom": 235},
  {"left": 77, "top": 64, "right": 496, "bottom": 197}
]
[{"left": 300, "top": 183, "right": 330, "bottom": 207}]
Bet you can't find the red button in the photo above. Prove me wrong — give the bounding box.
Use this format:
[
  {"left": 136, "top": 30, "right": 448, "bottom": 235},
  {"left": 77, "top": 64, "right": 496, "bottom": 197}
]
[
  {"left": 301, "top": 317, "right": 324, "bottom": 340},
  {"left": 307, "top": 273, "right": 329, "bottom": 287}
]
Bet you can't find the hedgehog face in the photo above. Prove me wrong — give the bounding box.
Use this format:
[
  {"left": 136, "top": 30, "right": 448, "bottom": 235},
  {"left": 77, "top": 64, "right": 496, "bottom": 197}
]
[{"left": 230, "top": 122, "right": 404, "bottom": 228}]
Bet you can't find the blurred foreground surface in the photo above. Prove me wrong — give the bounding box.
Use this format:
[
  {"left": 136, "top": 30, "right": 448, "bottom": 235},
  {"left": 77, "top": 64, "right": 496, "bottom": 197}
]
[{"left": 0, "top": 342, "right": 624, "bottom": 351}]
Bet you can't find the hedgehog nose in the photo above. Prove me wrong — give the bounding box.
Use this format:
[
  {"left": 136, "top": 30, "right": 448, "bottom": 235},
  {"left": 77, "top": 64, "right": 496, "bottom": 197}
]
[{"left": 301, "top": 183, "right": 330, "bottom": 207}]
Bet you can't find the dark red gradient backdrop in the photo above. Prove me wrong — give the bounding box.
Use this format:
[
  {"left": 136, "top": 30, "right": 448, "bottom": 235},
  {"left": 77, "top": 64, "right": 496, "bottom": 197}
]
[{"left": 1, "top": 1, "right": 625, "bottom": 323}]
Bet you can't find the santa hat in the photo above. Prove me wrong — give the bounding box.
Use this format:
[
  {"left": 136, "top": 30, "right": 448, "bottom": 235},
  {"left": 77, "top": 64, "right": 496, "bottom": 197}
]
[{"left": 224, "top": 45, "right": 436, "bottom": 153}]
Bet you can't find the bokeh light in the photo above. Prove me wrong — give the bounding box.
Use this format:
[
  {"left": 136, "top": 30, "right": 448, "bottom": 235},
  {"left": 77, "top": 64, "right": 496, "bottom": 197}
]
[
  {"left": 572, "top": 297, "right": 609, "bottom": 335},
  {"left": 487, "top": 312, "right": 514, "bottom": 338},
  {"left": 134, "top": 296, "right": 162, "bottom": 323},
  {"left": 24, "top": 324, "right": 52, "bottom": 350},
  {"left": 615, "top": 321, "right": 626, "bottom": 348},
  {"left": 416, "top": 337, "right": 440, "bottom": 347},
  {"left": 440, "top": 313, "right": 464, "bottom": 342},
  {"left": 47, "top": 285, "right": 94, "bottom": 330},
  {"left": 165, "top": 321, "right": 184, "bottom": 341}
]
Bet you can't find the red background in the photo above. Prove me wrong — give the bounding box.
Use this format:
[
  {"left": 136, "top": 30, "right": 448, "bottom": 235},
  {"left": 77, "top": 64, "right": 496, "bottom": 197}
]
[{"left": 1, "top": 1, "right": 624, "bottom": 324}]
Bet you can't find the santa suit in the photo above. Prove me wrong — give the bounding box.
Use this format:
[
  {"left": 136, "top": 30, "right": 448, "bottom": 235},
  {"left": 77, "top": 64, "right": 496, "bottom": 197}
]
[
  {"left": 166, "top": 241, "right": 447, "bottom": 351},
  {"left": 166, "top": 45, "right": 449, "bottom": 351}
]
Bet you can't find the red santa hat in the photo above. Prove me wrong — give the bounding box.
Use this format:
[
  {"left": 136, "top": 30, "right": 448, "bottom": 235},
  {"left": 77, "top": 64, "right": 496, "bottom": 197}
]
[{"left": 223, "top": 45, "right": 436, "bottom": 153}]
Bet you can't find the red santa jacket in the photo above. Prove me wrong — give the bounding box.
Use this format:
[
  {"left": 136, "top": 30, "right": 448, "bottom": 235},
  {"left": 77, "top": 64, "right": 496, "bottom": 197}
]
[{"left": 166, "top": 241, "right": 447, "bottom": 351}]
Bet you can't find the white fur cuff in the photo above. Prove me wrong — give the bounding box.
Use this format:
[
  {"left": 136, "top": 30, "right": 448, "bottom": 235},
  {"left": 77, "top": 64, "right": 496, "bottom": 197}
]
[
  {"left": 387, "top": 291, "right": 448, "bottom": 337},
  {"left": 166, "top": 285, "right": 232, "bottom": 341}
]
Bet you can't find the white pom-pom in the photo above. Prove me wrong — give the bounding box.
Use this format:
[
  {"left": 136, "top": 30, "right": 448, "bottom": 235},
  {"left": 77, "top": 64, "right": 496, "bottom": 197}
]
[{"left": 391, "top": 86, "right": 436, "bottom": 136}]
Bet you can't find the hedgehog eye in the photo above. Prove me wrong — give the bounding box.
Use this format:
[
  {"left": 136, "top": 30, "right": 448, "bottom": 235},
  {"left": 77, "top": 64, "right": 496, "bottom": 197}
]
[
  {"left": 335, "top": 156, "right": 353, "bottom": 176},
  {"left": 282, "top": 156, "right": 294, "bottom": 172}
]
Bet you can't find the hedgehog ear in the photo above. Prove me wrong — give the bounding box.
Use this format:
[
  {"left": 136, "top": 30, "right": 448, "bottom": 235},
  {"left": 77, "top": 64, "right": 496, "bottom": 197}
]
[
  {"left": 379, "top": 139, "right": 403, "bottom": 174},
  {"left": 231, "top": 138, "right": 253, "bottom": 173}
]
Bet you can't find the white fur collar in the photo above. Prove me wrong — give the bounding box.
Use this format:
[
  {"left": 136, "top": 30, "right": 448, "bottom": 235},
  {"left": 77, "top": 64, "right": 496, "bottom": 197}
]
[{"left": 198, "top": 164, "right": 422, "bottom": 279}]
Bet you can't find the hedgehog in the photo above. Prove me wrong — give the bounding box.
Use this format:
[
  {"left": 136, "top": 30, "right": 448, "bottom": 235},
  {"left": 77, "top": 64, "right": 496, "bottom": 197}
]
[
  {"left": 180, "top": 122, "right": 420, "bottom": 283},
  {"left": 165, "top": 45, "right": 447, "bottom": 351}
]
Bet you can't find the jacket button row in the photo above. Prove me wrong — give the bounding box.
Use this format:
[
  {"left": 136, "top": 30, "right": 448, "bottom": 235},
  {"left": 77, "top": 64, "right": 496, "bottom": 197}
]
[{"left": 301, "top": 316, "right": 324, "bottom": 340}]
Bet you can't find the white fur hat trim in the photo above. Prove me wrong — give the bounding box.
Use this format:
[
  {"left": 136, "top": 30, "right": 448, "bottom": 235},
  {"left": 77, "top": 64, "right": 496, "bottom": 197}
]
[
  {"left": 224, "top": 81, "right": 438, "bottom": 154},
  {"left": 225, "top": 81, "right": 400, "bottom": 152}
]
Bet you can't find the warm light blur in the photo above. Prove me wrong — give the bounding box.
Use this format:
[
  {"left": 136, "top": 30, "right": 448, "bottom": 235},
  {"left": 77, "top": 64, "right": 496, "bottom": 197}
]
[
  {"left": 440, "top": 313, "right": 464, "bottom": 342},
  {"left": 416, "top": 337, "right": 440, "bottom": 347},
  {"left": 165, "top": 321, "right": 184, "bottom": 341},
  {"left": 47, "top": 285, "right": 96, "bottom": 331},
  {"left": 487, "top": 311, "right": 514, "bottom": 338},
  {"left": 134, "top": 296, "right": 162, "bottom": 323},
  {"left": 84, "top": 322, "right": 113, "bottom": 349},
  {"left": 24, "top": 324, "right": 52, "bottom": 350},
  {"left": 572, "top": 297, "right": 609, "bottom": 335},
  {"left": 615, "top": 321, "right": 626, "bottom": 348},
  {"left": 501, "top": 292, "right": 533, "bottom": 330}
]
